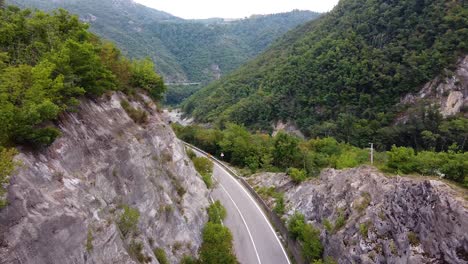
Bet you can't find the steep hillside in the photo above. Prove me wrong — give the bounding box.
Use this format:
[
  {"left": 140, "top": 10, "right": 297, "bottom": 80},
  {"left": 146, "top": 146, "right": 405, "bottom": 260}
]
[
  {"left": 183, "top": 0, "right": 467, "bottom": 149},
  {"left": 8, "top": 0, "right": 320, "bottom": 83},
  {"left": 0, "top": 6, "right": 211, "bottom": 263},
  {"left": 0, "top": 93, "right": 210, "bottom": 264},
  {"left": 248, "top": 167, "right": 468, "bottom": 263}
]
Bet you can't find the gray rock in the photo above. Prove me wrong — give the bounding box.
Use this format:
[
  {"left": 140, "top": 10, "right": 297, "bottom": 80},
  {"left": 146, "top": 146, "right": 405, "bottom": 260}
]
[
  {"left": 249, "top": 166, "right": 468, "bottom": 264},
  {"left": 399, "top": 55, "right": 468, "bottom": 122},
  {"left": 0, "top": 93, "right": 209, "bottom": 264}
]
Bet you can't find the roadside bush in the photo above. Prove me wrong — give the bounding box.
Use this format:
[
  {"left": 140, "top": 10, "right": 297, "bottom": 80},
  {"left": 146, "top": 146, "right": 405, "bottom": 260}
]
[
  {"left": 207, "top": 200, "right": 227, "bottom": 224},
  {"left": 386, "top": 146, "right": 416, "bottom": 174},
  {"left": 186, "top": 148, "right": 196, "bottom": 160},
  {"left": 196, "top": 201, "right": 237, "bottom": 264},
  {"left": 199, "top": 222, "right": 237, "bottom": 264},
  {"left": 192, "top": 156, "right": 213, "bottom": 188}
]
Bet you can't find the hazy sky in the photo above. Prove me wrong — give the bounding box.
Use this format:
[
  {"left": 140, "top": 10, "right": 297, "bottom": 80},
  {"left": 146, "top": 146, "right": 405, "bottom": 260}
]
[{"left": 134, "top": 0, "right": 339, "bottom": 19}]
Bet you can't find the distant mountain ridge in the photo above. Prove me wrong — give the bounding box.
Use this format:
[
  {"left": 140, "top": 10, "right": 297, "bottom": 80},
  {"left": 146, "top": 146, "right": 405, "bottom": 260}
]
[
  {"left": 8, "top": 0, "right": 320, "bottom": 83},
  {"left": 183, "top": 0, "right": 467, "bottom": 150}
]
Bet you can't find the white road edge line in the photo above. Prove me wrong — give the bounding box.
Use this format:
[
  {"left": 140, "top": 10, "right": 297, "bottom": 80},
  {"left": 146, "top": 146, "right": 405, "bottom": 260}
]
[
  {"left": 215, "top": 162, "right": 292, "bottom": 264},
  {"left": 184, "top": 142, "right": 291, "bottom": 264},
  {"left": 217, "top": 180, "right": 262, "bottom": 264}
]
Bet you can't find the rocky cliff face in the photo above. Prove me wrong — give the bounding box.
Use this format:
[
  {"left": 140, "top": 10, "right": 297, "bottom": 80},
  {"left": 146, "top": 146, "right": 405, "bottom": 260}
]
[
  {"left": 0, "top": 93, "right": 209, "bottom": 264},
  {"left": 400, "top": 55, "right": 468, "bottom": 122},
  {"left": 248, "top": 167, "right": 468, "bottom": 264}
]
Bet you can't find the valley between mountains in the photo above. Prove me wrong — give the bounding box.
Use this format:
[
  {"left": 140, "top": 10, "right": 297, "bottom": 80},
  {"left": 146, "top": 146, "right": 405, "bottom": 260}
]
[{"left": 0, "top": 0, "right": 467, "bottom": 264}]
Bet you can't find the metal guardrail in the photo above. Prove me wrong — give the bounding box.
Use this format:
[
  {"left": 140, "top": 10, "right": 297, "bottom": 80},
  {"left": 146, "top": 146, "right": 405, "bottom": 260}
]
[{"left": 181, "top": 141, "right": 305, "bottom": 264}]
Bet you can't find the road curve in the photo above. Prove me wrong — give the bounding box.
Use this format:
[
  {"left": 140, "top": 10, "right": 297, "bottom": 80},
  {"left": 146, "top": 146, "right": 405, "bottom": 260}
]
[{"left": 183, "top": 142, "right": 291, "bottom": 264}]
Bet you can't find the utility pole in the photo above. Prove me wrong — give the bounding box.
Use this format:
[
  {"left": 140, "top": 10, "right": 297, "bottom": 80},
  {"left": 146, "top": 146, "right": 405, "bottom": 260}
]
[{"left": 369, "top": 143, "right": 374, "bottom": 165}]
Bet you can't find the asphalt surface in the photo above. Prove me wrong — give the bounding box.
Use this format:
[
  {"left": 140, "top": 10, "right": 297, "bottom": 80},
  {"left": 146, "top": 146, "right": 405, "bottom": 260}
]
[{"left": 189, "top": 145, "right": 290, "bottom": 264}]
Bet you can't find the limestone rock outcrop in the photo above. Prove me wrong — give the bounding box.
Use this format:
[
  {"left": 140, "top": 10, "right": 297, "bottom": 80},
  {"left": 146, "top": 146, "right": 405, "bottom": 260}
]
[
  {"left": 249, "top": 167, "right": 468, "bottom": 264},
  {"left": 0, "top": 93, "right": 209, "bottom": 264}
]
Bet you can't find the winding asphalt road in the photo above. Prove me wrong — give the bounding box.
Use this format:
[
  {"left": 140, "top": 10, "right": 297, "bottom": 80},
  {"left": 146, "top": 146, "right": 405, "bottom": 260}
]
[{"left": 184, "top": 142, "right": 290, "bottom": 264}]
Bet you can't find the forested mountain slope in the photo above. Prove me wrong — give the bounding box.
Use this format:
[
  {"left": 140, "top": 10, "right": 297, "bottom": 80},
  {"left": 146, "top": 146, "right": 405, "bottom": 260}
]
[
  {"left": 8, "top": 0, "right": 320, "bottom": 83},
  {"left": 0, "top": 5, "right": 211, "bottom": 264},
  {"left": 183, "top": 0, "right": 467, "bottom": 150}
]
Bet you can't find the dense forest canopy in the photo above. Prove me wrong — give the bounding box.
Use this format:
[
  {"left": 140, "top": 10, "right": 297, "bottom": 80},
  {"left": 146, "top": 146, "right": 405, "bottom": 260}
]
[
  {"left": 183, "top": 0, "right": 467, "bottom": 151},
  {"left": 8, "top": 0, "right": 320, "bottom": 84},
  {"left": 0, "top": 5, "right": 165, "bottom": 148}
]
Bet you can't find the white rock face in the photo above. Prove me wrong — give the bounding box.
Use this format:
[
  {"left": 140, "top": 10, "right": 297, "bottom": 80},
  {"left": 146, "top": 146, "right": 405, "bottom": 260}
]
[
  {"left": 400, "top": 55, "right": 468, "bottom": 120},
  {"left": 249, "top": 167, "right": 468, "bottom": 264},
  {"left": 0, "top": 93, "right": 209, "bottom": 264}
]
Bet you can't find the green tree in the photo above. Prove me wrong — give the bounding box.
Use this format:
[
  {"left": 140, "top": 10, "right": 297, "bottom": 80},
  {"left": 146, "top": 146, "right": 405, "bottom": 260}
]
[
  {"left": 131, "top": 58, "right": 166, "bottom": 100},
  {"left": 386, "top": 146, "right": 416, "bottom": 174},
  {"left": 273, "top": 132, "right": 300, "bottom": 168}
]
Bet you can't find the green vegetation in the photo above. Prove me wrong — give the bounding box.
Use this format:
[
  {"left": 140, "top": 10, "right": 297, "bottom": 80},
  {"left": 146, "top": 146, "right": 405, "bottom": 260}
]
[
  {"left": 0, "top": 3, "right": 166, "bottom": 207},
  {"left": 207, "top": 200, "right": 226, "bottom": 224},
  {"left": 174, "top": 123, "right": 467, "bottom": 187},
  {"left": 121, "top": 100, "right": 148, "bottom": 124},
  {"left": 0, "top": 148, "right": 17, "bottom": 208},
  {"left": 288, "top": 168, "right": 307, "bottom": 183},
  {"left": 198, "top": 201, "right": 237, "bottom": 264},
  {"left": 183, "top": 0, "right": 467, "bottom": 152},
  {"left": 153, "top": 248, "right": 168, "bottom": 264},
  {"left": 129, "top": 240, "right": 151, "bottom": 263},
  {"left": 0, "top": 5, "right": 164, "bottom": 147},
  {"left": 407, "top": 231, "right": 420, "bottom": 246},
  {"left": 192, "top": 156, "right": 213, "bottom": 188},
  {"left": 10, "top": 0, "right": 320, "bottom": 84},
  {"left": 118, "top": 205, "right": 140, "bottom": 237},
  {"left": 385, "top": 146, "right": 467, "bottom": 186},
  {"left": 359, "top": 222, "right": 370, "bottom": 238},
  {"left": 322, "top": 210, "right": 347, "bottom": 234},
  {"left": 312, "top": 257, "right": 338, "bottom": 264},
  {"left": 256, "top": 186, "right": 286, "bottom": 215},
  {"left": 354, "top": 192, "right": 372, "bottom": 213},
  {"left": 288, "top": 212, "right": 323, "bottom": 262},
  {"left": 180, "top": 255, "right": 197, "bottom": 264},
  {"left": 174, "top": 123, "right": 371, "bottom": 177},
  {"left": 199, "top": 222, "right": 237, "bottom": 264},
  {"left": 165, "top": 84, "right": 201, "bottom": 106},
  {"left": 86, "top": 228, "right": 93, "bottom": 252}
]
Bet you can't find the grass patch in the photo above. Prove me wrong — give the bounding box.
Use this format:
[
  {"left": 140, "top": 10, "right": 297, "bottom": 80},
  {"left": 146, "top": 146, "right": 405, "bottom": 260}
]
[
  {"left": 86, "top": 228, "right": 93, "bottom": 252},
  {"left": 129, "top": 240, "right": 151, "bottom": 263},
  {"left": 322, "top": 210, "right": 347, "bottom": 234},
  {"left": 256, "top": 186, "right": 286, "bottom": 215},
  {"left": 118, "top": 205, "right": 140, "bottom": 237},
  {"left": 407, "top": 231, "right": 420, "bottom": 246},
  {"left": 121, "top": 100, "right": 148, "bottom": 124},
  {"left": 359, "top": 222, "right": 370, "bottom": 237},
  {"left": 354, "top": 192, "right": 371, "bottom": 213},
  {"left": 153, "top": 248, "right": 169, "bottom": 264},
  {"left": 0, "top": 148, "right": 18, "bottom": 209}
]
